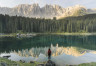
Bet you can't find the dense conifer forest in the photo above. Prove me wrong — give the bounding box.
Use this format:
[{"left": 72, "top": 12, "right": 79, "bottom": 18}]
[{"left": 0, "top": 14, "right": 96, "bottom": 33}]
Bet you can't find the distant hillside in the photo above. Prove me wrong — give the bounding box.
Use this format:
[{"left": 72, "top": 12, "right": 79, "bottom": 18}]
[{"left": 0, "top": 4, "right": 96, "bottom": 19}]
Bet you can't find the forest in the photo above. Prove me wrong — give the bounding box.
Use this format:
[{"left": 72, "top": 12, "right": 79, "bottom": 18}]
[{"left": 0, "top": 14, "right": 96, "bottom": 33}]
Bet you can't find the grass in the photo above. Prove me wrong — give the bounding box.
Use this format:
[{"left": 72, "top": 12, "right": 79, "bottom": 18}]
[
  {"left": 66, "top": 62, "right": 96, "bottom": 66},
  {"left": 0, "top": 57, "right": 39, "bottom": 66},
  {"left": 78, "top": 62, "right": 96, "bottom": 66}
]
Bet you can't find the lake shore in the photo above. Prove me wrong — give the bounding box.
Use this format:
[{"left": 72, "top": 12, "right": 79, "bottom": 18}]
[
  {"left": 0, "top": 57, "right": 96, "bottom": 66},
  {"left": 78, "top": 62, "right": 96, "bottom": 66},
  {"left": 0, "top": 57, "right": 39, "bottom": 66},
  {"left": 0, "top": 33, "right": 96, "bottom": 37},
  {"left": 37, "top": 33, "right": 96, "bottom": 35}
]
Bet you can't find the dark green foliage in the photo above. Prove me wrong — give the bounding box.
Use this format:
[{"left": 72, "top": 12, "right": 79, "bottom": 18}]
[{"left": 0, "top": 14, "right": 96, "bottom": 33}]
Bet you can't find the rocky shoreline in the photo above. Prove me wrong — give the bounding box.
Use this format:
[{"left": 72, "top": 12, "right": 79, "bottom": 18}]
[{"left": 0, "top": 57, "right": 96, "bottom": 66}]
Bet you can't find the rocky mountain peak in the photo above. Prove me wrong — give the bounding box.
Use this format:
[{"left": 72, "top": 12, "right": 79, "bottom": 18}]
[{"left": 0, "top": 4, "right": 96, "bottom": 19}]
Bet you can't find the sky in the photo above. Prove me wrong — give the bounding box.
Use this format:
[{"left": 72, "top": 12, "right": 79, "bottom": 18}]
[{"left": 0, "top": 0, "right": 96, "bottom": 8}]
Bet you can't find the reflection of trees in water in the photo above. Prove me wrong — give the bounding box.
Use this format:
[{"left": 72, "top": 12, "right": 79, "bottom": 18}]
[
  {"left": 0, "top": 35, "right": 96, "bottom": 53},
  {"left": 11, "top": 44, "right": 91, "bottom": 57}
]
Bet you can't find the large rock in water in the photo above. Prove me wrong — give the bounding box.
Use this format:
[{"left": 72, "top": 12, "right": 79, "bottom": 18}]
[{"left": 45, "top": 60, "right": 56, "bottom": 66}]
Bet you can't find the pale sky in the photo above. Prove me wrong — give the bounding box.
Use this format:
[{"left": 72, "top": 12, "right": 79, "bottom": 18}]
[{"left": 0, "top": 0, "right": 96, "bottom": 8}]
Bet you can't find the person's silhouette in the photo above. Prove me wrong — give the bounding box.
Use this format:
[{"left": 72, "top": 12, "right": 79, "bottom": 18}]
[{"left": 48, "top": 48, "right": 51, "bottom": 60}]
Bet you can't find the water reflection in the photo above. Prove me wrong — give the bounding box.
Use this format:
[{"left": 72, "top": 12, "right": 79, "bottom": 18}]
[
  {"left": 3, "top": 44, "right": 95, "bottom": 57},
  {"left": 1, "top": 35, "right": 96, "bottom": 53},
  {"left": 1, "top": 44, "right": 96, "bottom": 65},
  {"left": 1, "top": 35, "right": 96, "bottom": 65}
]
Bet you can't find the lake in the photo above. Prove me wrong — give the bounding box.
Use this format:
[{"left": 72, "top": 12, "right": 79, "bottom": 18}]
[{"left": 0, "top": 34, "right": 96, "bottom": 66}]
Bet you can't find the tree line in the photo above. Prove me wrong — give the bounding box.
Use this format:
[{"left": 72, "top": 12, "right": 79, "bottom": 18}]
[{"left": 0, "top": 14, "right": 96, "bottom": 33}]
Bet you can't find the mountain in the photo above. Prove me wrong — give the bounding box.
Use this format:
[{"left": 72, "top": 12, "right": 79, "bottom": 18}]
[
  {"left": 0, "top": 4, "right": 96, "bottom": 19},
  {"left": 57, "top": 5, "right": 87, "bottom": 19}
]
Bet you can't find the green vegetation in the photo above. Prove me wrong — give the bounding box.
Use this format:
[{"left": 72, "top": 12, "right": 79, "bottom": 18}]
[
  {"left": 78, "top": 62, "right": 96, "bottom": 66},
  {"left": 67, "top": 62, "right": 96, "bottom": 66},
  {"left": 0, "top": 57, "right": 39, "bottom": 66},
  {"left": 0, "top": 14, "right": 96, "bottom": 33}
]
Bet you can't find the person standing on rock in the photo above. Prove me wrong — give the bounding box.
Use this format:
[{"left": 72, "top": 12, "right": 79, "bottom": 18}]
[{"left": 48, "top": 48, "right": 51, "bottom": 60}]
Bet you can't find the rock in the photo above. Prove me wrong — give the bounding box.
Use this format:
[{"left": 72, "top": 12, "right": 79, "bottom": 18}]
[
  {"left": 45, "top": 60, "right": 56, "bottom": 66},
  {"left": 38, "top": 63, "right": 44, "bottom": 66},
  {"left": 69, "top": 65, "right": 74, "bottom": 66},
  {"left": 19, "top": 60, "right": 25, "bottom": 63},
  {"left": 30, "top": 61, "right": 34, "bottom": 63},
  {"left": 0, "top": 4, "right": 92, "bottom": 19},
  {"left": 0, "top": 62, "right": 7, "bottom": 66},
  {"left": 3, "top": 55, "right": 11, "bottom": 59}
]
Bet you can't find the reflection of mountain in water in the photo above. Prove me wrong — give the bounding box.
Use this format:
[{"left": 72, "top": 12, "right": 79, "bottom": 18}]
[
  {"left": 1, "top": 44, "right": 96, "bottom": 66},
  {"left": 11, "top": 44, "right": 91, "bottom": 57}
]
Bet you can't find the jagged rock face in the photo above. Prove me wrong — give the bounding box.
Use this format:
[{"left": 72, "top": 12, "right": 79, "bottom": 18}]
[
  {"left": 0, "top": 4, "right": 96, "bottom": 19},
  {"left": 57, "top": 5, "right": 87, "bottom": 19},
  {"left": 41, "top": 4, "right": 64, "bottom": 18}
]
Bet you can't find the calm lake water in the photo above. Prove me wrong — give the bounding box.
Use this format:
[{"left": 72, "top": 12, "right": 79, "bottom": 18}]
[{"left": 0, "top": 34, "right": 96, "bottom": 65}]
